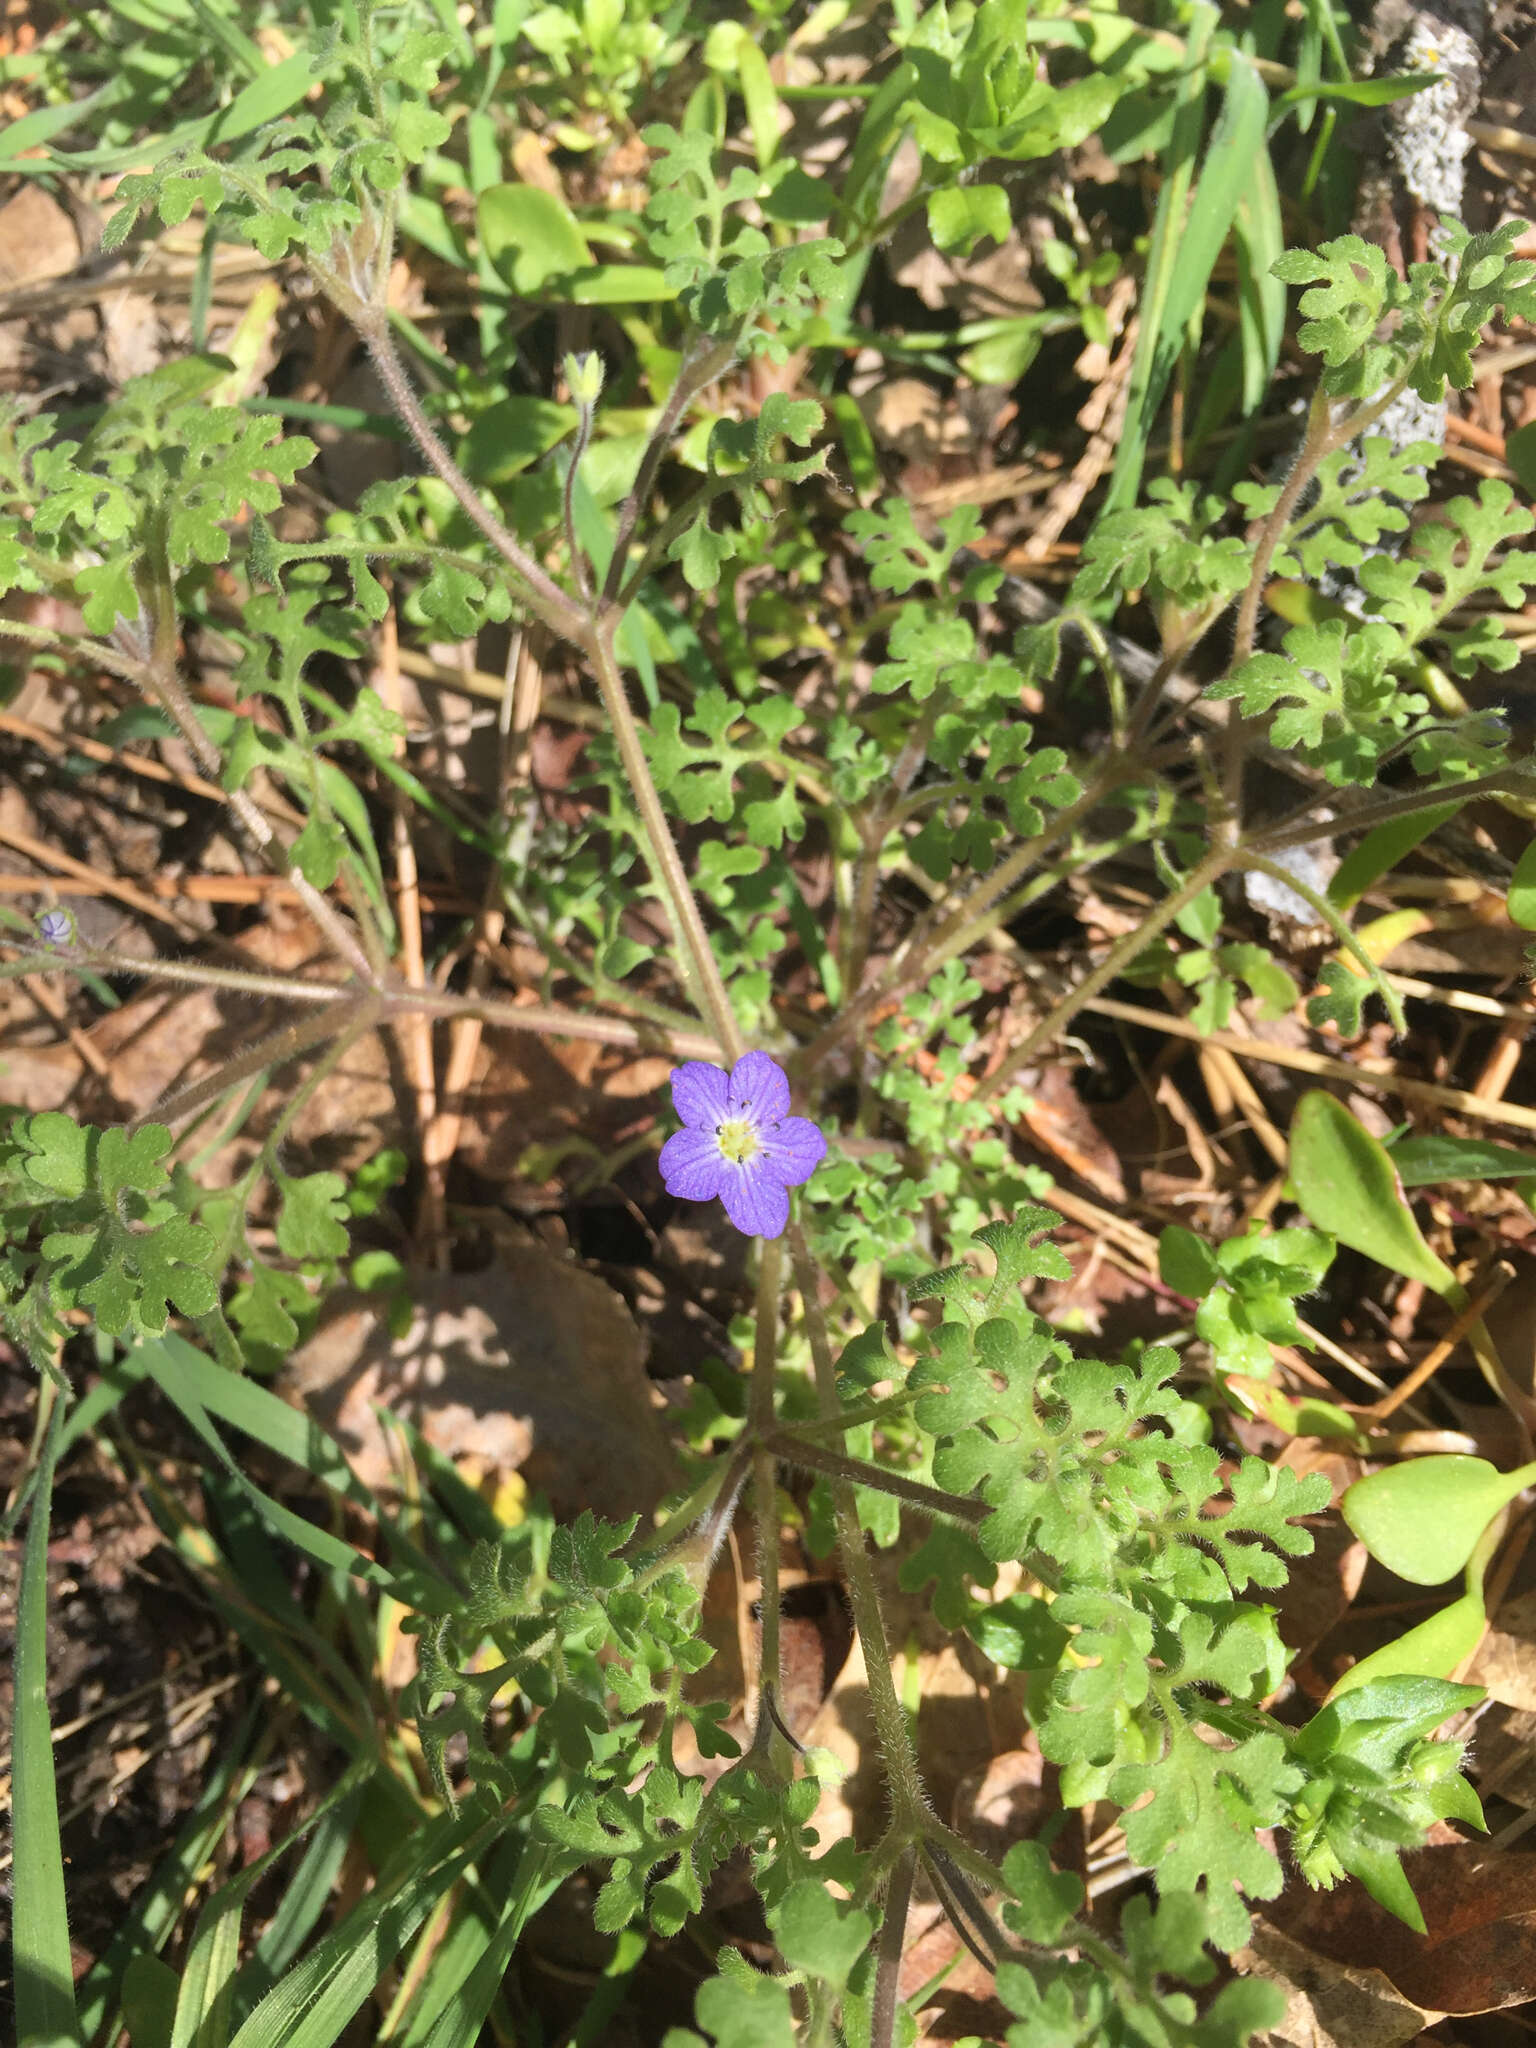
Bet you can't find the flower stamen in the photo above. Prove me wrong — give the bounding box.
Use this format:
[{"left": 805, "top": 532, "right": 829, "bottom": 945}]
[{"left": 715, "top": 1116, "right": 763, "bottom": 1164}]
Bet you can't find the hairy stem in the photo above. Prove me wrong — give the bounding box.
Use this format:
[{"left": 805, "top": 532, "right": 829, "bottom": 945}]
[
  {"left": 1236, "top": 849, "right": 1405, "bottom": 1031},
  {"left": 1230, "top": 385, "right": 1331, "bottom": 676},
  {"left": 583, "top": 625, "right": 743, "bottom": 1060},
  {"left": 749, "top": 1238, "right": 786, "bottom": 1740},
  {"left": 870, "top": 1844, "right": 916, "bottom": 2048},
  {"left": 134, "top": 995, "right": 383, "bottom": 1131},
  {"left": 562, "top": 410, "right": 595, "bottom": 606},
  {"left": 1222, "top": 367, "right": 1417, "bottom": 811},
  {"left": 762, "top": 1432, "right": 985, "bottom": 1526},
  {"left": 1247, "top": 767, "right": 1527, "bottom": 855},
  {"left": 9, "top": 944, "right": 724, "bottom": 1057},
  {"left": 796, "top": 772, "right": 1117, "bottom": 1079},
  {"left": 981, "top": 845, "right": 1234, "bottom": 1099},
  {"left": 605, "top": 335, "right": 737, "bottom": 605},
  {"left": 122, "top": 613, "right": 379, "bottom": 984},
  {"left": 354, "top": 312, "right": 586, "bottom": 644},
  {"left": 787, "top": 1222, "right": 927, "bottom": 1825}
]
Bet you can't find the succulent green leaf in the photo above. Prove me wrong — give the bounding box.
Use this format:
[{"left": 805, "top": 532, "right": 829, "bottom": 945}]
[
  {"left": 1342, "top": 1456, "right": 1535, "bottom": 1584},
  {"left": 1288, "top": 1091, "right": 1459, "bottom": 1297}
]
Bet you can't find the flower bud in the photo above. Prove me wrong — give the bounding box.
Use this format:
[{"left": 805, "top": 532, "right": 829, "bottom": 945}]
[{"left": 564, "top": 351, "right": 605, "bottom": 410}]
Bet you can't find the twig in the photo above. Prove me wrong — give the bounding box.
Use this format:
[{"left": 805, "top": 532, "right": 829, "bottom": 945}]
[
  {"left": 1080, "top": 992, "right": 1536, "bottom": 1135},
  {"left": 375, "top": 598, "right": 444, "bottom": 1262},
  {"left": 1370, "top": 1264, "right": 1516, "bottom": 1422}
]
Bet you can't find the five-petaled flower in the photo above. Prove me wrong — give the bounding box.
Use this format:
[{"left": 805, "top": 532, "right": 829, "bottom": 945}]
[{"left": 659, "top": 1051, "right": 826, "bottom": 1240}]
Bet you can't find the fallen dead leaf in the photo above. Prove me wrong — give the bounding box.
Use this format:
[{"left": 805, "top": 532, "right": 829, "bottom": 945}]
[
  {"left": 1236, "top": 1916, "right": 1437, "bottom": 2047},
  {"left": 1465, "top": 1586, "right": 1536, "bottom": 1712},
  {"left": 284, "top": 1251, "right": 676, "bottom": 1522},
  {"left": 1264, "top": 1843, "right": 1536, "bottom": 2014},
  {"left": 951, "top": 1744, "right": 1050, "bottom": 1864},
  {"left": 100, "top": 290, "right": 163, "bottom": 386},
  {"left": 0, "top": 182, "right": 77, "bottom": 289},
  {"left": 859, "top": 376, "right": 973, "bottom": 462},
  {"left": 1014, "top": 1062, "right": 1126, "bottom": 1203}
]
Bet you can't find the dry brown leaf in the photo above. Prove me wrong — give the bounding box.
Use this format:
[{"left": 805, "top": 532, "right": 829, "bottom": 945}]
[
  {"left": 1265, "top": 1843, "right": 1536, "bottom": 2014},
  {"left": 284, "top": 1252, "right": 676, "bottom": 1522},
  {"left": 1236, "top": 1917, "right": 1437, "bottom": 2047},
  {"left": 860, "top": 376, "right": 972, "bottom": 461},
  {"left": 0, "top": 183, "right": 77, "bottom": 289},
  {"left": 100, "top": 290, "right": 163, "bottom": 386},
  {"left": 951, "top": 1745, "right": 1050, "bottom": 1863},
  {"left": 900, "top": 1899, "right": 1009, "bottom": 2044},
  {"left": 1466, "top": 1587, "right": 1536, "bottom": 1711},
  {"left": 1014, "top": 1063, "right": 1126, "bottom": 1204}
]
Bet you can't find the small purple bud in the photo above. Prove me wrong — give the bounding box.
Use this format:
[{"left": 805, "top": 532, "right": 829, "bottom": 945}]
[{"left": 37, "top": 908, "right": 73, "bottom": 946}]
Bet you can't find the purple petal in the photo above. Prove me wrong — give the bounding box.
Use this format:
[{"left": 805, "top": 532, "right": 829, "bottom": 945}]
[
  {"left": 719, "top": 1162, "right": 790, "bottom": 1239},
  {"left": 761, "top": 1115, "right": 827, "bottom": 1188},
  {"left": 729, "top": 1050, "right": 790, "bottom": 1122},
  {"left": 659, "top": 1126, "right": 726, "bottom": 1202},
  {"left": 670, "top": 1060, "right": 731, "bottom": 1129}
]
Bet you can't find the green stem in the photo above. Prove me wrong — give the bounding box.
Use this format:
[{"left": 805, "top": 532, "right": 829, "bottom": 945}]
[
  {"left": 629, "top": 1442, "right": 753, "bottom": 1586},
  {"left": 1236, "top": 849, "right": 1405, "bottom": 1032},
  {"left": 796, "top": 771, "right": 1118, "bottom": 1079},
  {"left": 613, "top": 473, "right": 741, "bottom": 610},
  {"left": 980, "top": 845, "right": 1234, "bottom": 1100},
  {"left": 562, "top": 407, "right": 595, "bottom": 606},
  {"left": 1065, "top": 609, "right": 1129, "bottom": 746},
  {"left": 1247, "top": 767, "right": 1526, "bottom": 856},
  {"left": 749, "top": 1238, "right": 787, "bottom": 1747},
  {"left": 787, "top": 1223, "right": 928, "bottom": 1825},
  {"left": 773, "top": 1389, "right": 924, "bottom": 1442},
  {"left": 354, "top": 311, "right": 586, "bottom": 645},
  {"left": 1222, "top": 366, "right": 1419, "bottom": 811},
  {"left": 870, "top": 1844, "right": 916, "bottom": 2048},
  {"left": 605, "top": 335, "right": 737, "bottom": 604},
  {"left": 763, "top": 1432, "right": 984, "bottom": 1526},
  {"left": 583, "top": 625, "right": 743, "bottom": 1061},
  {"left": 128, "top": 597, "right": 380, "bottom": 984},
  {"left": 12, "top": 1392, "right": 81, "bottom": 2048}
]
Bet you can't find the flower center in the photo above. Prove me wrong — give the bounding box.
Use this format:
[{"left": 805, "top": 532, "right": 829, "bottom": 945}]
[{"left": 716, "top": 1116, "right": 763, "bottom": 1164}]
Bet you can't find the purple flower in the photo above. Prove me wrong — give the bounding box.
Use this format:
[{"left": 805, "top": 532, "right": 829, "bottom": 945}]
[
  {"left": 36, "top": 908, "right": 72, "bottom": 946},
  {"left": 659, "top": 1050, "right": 826, "bottom": 1240}
]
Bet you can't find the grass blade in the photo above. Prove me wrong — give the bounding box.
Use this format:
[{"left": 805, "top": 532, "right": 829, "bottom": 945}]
[
  {"left": 137, "top": 1335, "right": 458, "bottom": 1611},
  {"left": 74, "top": 1711, "right": 262, "bottom": 2045},
  {"left": 12, "top": 1397, "right": 84, "bottom": 2048},
  {"left": 1103, "top": 25, "right": 1273, "bottom": 514},
  {"left": 227, "top": 1812, "right": 499, "bottom": 2048}
]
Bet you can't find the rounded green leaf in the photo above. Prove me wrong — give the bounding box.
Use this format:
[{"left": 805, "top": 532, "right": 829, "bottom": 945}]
[
  {"left": 771, "top": 1880, "right": 873, "bottom": 1988},
  {"left": 1342, "top": 1455, "right": 1532, "bottom": 1584},
  {"left": 928, "top": 182, "right": 1011, "bottom": 257},
  {"left": 1288, "top": 1090, "right": 1459, "bottom": 1298},
  {"left": 460, "top": 396, "right": 576, "bottom": 485},
  {"left": 478, "top": 183, "right": 590, "bottom": 293},
  {"left": 1158, "top": 1223, "right": 1219, "bottom": 1299}
]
